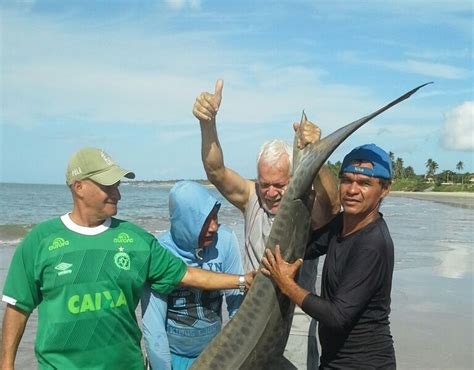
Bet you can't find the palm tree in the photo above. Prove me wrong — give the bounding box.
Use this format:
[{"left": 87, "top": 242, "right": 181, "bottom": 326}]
[
  {"left": 425, "top": 159, "right": 438, "bottom": 179},
  {"left": 425, "top": 158, "right": 433, "bottom": 177},
  {"left": 431, "top": 161, "right": 439, "bottom": 177},
  {"left": 394, "top": 157, "right": 405, "bottom": 179},
  {"left": 405, "top": 166, "right": 416, "bottom": 178},
  {"left": 456, "top": 161, "right": 464, "bottom": 184},
  {"left": 389, "top": 151, "right": 396, "bottom": 174},
  {"left": 443, "top": 170, "right": 454, "bottom": 183}
]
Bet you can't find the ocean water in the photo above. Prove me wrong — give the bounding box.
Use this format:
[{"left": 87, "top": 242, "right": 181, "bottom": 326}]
[
  {"left": 0, "top": 182, "right": 245, "bottom": 247},
  {"left": 1, "top": 182, "right": 472, "bottom": 278}
]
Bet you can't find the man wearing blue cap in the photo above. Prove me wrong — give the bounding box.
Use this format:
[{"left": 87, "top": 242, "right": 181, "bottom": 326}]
[{"left": 262, "top": 143, "right": 396, "bottom": 369}]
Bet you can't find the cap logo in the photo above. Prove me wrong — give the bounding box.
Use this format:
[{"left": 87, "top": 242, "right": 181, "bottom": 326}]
[
  {"left": 100, "top": 151, "right": 114, "bottom": 165},
  {"left": 71, "top": 167, "right": 82, "bottom": 177},
  {"left": 340, "top": 144, "right": 392, "bottom": 179}
]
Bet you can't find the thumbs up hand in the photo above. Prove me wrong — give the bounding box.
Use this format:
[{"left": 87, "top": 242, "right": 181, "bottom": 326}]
[{"left": 193, "top": 79, "right": 224, "bottom": 122}]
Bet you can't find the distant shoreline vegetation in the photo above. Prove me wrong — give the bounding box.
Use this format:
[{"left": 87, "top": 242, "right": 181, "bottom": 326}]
[
  {"left": 123, "top": 172, "right": 473, "bottom": 193},
  {"left": 326, "top": 157, "right": 474, "bottom": 193},
  {"left": 122, "top": 179, "right": 213, "bottom": 187},
  {"left": 389, "top": 179, "right": 473, "bottom": 192},
  {"left": 122, "top": 155, "right": 474, "bottom": 193},
  {"left": 122, "top": 179, "right": 258, "bottom": 187}
]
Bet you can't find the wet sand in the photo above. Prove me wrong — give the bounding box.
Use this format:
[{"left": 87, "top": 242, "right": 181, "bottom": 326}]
[
  {"left": 390, "top": 191, "right": 474, "bottom": 209},
  {"left": 391, "top": 266, "right": 473, "bottom": 369},
  {"left": 2, "top": 247, "right": 472, "bottom": 369}
]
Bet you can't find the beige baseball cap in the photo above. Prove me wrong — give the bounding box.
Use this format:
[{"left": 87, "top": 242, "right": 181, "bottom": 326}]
[{"left": 66, "top": 147, "right": 135, "bottom": 186}]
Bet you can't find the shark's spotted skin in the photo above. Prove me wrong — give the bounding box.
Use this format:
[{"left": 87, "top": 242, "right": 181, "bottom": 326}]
[{"left": 191, "top": 83, "right": 432, "bottom": 370}]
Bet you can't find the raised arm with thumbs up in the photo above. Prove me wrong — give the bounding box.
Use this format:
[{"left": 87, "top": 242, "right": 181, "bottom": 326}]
[
  {"left": 193, "top": 79, "right": 254, "bottom": 213},
  {"left": 192, "top": 79, "right": 340, "bottom": 370}
]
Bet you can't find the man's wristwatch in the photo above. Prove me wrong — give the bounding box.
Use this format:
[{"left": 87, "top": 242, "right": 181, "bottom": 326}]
[{"left": 238, "top": 275, "right": 246, "bottom": 293}]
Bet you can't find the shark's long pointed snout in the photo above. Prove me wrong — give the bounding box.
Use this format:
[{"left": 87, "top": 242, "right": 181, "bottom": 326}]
[{"left": 290, "top": 82, "right": 433, "bottom": 200}]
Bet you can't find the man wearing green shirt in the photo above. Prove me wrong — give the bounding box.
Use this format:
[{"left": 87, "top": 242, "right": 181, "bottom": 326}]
[{"left": 1, "top": 147, "right": 254, "bottom": 370}]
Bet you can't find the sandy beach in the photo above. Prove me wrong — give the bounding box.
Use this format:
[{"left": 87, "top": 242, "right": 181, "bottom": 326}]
[{"left": 390, "top": 191, "right": 474, "bottom": 209}]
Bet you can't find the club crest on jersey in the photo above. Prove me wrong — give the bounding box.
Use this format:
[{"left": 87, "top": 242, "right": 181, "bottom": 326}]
[{"left": 114, "top": 246, "right": 130, "bottom": 270}]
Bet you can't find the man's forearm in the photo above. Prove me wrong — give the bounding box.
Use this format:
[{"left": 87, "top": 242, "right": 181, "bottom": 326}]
[
  {"left": 1, "top": 304, "right": 30, "bottom": 370},
  {"left": 277, "top": 279, "right": 311, "bottom": 308},
  {"left": 200, "top": 119, "right": 226, "bottom": 182},
  {"left": 180, "top": 267, "right": 249, "bottom": 291},
  {"left": 199, "top": 118, "right": 253, "bottom": 212}
]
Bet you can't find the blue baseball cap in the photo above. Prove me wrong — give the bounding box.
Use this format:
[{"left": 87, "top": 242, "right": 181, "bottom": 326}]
[{"left": 340, "top": 143, "right": 393, "bottom": 179}]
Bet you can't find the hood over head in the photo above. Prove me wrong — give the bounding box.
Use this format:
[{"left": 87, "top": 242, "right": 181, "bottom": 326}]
[{"left": 164, "top": 181, "right": 220, "bottom": 261}]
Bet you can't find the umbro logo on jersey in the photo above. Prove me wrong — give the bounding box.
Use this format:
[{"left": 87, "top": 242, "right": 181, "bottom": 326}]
[
  {"left": 55, "top": 262, "right": 73, "bottom": 276},
  {"left": 48, "top": 237, "right": 70, "bottom": 251},
  {"left": 113, "top": 233, "right": 134, "bottom": 244}
]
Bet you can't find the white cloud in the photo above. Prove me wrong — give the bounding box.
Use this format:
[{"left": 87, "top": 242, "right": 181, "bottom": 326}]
[
  {"left": 394, "top": 59, "right": 468, "bottom": 80},
  {"left": 442, "top": 101, "right": 474, "bottom": 151},
  {"left": 165, "top": 0, "right": 186, "bottom": 10},
  {"left": 338, "top": 51, "right": 469, "bottom": 80},
  {"left": 0, "top": 9, "right": 379, "bottom": 132},
  {"left": 164, "top": 0, "right": 201, "bottom": 11},
  {"left": 405, "top": 48, "right": 471, "bottom": 60},
  {"left": 188, "top": 0, "right": 201, "bottom": 10}
]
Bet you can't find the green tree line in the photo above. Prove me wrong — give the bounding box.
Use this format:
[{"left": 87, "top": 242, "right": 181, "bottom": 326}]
[{"left": 326, "top": 155, "right": 472, "bottom": 191}]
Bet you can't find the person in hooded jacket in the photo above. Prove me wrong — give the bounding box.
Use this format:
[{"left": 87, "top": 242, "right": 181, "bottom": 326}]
[{"left": 141, "top": 181, "right": 244, "bottom": 370}]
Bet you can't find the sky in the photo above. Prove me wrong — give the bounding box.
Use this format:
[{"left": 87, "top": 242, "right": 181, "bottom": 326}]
[{"left": 0, "top": 0, "right": 472, "bottom": 184}]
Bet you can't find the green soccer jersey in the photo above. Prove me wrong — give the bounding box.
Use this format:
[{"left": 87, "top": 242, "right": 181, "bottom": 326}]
[{"left": 2, "top": 214, "right": 187, "bottom": 370}]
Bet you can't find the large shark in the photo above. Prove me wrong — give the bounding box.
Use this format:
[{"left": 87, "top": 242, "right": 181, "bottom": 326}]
[{"left": 191, "top": 83, "right": 432, "bottom": 370}]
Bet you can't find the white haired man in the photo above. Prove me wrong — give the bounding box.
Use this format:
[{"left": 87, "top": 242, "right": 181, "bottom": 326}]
[{"left": 193, "top": 80, "right": 340, "bottom": 369}]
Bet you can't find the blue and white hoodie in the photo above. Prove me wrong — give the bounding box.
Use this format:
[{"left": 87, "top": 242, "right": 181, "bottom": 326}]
[{"left": 141, "top": 181, "right": 244, "bottom": 369}]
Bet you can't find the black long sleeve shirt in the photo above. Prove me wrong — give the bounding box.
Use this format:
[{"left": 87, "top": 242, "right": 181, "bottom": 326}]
[{"left": 303, "top": 213, "right": 396, "bottom": 369}]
